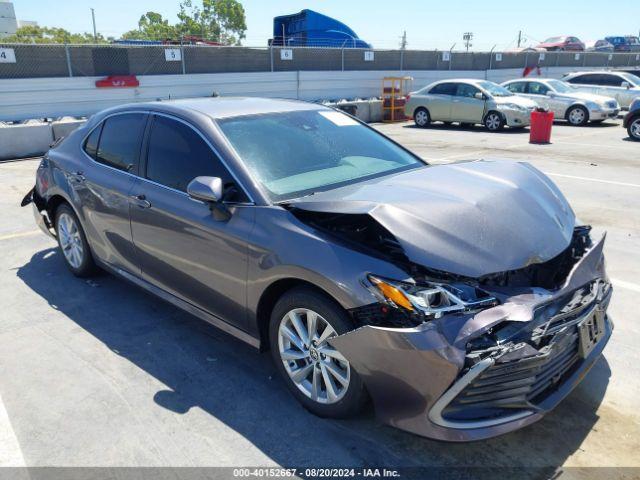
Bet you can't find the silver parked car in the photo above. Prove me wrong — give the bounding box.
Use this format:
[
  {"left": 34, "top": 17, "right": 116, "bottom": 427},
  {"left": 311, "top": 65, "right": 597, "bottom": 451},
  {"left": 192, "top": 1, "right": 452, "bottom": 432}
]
[
  {"left": 564, "top": 70, "right": 640, "bottom": 109},
  {"left": 502, "top": 78, "right": 620, "bottom": 126},
  {"left": 22, "top": 97, "right": 612, "bottom": 441},
  {"left": 405, "top": 79, "right": 537, "bottom": 131}
]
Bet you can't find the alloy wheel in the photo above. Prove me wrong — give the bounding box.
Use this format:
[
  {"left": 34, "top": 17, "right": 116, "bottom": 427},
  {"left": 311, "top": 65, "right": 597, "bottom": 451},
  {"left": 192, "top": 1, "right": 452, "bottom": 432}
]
[
  {"left": 630, "top": 118, "right": 640, "bottom": 140},
  {"left": 277, "top": 308, "right": 350, "bottom": 404},
  {"left": 485, "top": 113, "right": 502, "bottom": 131},
  {"left": 415, "top": 110, "right": 429, "bottom": 127},
  {"left": 569, "top": 107, "right": 586, "bottom": 125},
  {"left": 58, "top": 212, "right": 84, "bottom": 269}
]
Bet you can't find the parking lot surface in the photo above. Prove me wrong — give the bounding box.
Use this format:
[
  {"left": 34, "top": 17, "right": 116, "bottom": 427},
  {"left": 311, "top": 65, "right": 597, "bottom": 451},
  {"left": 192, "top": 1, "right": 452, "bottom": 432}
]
[{"left": 0, "top": 120, "right": 639, "bottom": 476}]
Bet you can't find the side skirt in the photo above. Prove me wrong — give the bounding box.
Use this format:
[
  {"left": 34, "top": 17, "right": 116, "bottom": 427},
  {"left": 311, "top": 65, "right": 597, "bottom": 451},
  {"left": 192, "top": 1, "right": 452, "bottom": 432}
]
[{"left": 99, "top": 260, "right": 261, "bottom": 349}]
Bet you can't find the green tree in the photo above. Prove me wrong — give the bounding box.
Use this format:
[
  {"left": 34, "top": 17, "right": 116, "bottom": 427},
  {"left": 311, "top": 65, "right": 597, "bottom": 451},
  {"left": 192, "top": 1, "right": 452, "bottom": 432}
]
[
  {"left": 176, "top": 0, "right": 246, "bottom": 45},
  {"left": 121, "top": 11, "right": 178, "bottom": 41},
  {"left": 3, "top": 25, "right": 108, "bottom": 44}
]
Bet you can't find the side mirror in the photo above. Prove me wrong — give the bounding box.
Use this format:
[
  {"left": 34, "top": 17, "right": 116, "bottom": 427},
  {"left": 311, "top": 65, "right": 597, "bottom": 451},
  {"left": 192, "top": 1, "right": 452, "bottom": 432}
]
[
  {"left": 546, "top": 91, "right": 556, "bottom": 97},
  {"left": 621, "top": 81, "right": 631, "bottom": 89},
  {"left": 187, "top": 176, "right": 223, "bottom": 203},
  {"left": 474, "top": 92, "right": 484, "bottom": 100},
  {"left": 187, "top": 176, "right": 231, "bottom": 221}
]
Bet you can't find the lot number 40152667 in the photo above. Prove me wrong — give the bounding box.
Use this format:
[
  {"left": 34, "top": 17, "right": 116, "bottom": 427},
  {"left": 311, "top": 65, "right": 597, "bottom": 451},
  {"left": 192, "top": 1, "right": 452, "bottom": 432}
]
[{"left": 0, "top": 48, "right": 17, "bottom": 63}]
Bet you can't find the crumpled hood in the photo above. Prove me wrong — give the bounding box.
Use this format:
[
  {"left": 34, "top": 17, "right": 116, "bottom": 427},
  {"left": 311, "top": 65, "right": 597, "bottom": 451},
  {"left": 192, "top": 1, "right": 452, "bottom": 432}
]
[{"left": 287, "top": 160, "right": 575, "bottom": 278}]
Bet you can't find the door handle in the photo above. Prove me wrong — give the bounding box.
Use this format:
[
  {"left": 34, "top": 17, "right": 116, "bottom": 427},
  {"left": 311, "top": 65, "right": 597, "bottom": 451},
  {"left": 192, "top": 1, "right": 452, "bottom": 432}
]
[{"left": 130, "top": 194, "right": 151, "bottom": 209}]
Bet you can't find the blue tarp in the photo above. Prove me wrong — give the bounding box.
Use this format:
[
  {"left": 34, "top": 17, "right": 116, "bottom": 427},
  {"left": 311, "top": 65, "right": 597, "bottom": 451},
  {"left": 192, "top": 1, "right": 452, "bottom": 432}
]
[{"left": 272, "top": 9, "right": 371, "bottom": 48}]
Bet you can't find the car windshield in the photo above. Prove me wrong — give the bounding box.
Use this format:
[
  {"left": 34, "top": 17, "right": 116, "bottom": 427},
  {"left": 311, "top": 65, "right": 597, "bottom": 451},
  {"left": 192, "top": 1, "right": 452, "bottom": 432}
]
[
  {"left": 544, "top": 36, "right": 564, "bottom": 43},
  {"left": 620, "top": 72, "right": 640, "bottom": 86},
  {"left": 546, "top": 80, "right": 574, "bottom": 93},
  {"left": 478, "top": 81, "right": 514, "bottom": 97},
  {"left": 217, "top": 109, "right": 424, "bottom": 201}
]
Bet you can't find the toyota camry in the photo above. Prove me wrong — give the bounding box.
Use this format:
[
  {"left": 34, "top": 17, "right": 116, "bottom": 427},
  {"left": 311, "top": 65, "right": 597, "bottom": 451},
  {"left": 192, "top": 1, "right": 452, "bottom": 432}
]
[{"left": 22, "top": 97, "right": 612, "bottom": 441}]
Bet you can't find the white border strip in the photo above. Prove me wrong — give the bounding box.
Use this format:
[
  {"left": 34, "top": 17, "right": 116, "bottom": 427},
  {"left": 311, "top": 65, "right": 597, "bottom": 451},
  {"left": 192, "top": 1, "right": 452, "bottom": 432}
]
[{"left": 0, "top": 392, "right": 25, "bottom": 467}]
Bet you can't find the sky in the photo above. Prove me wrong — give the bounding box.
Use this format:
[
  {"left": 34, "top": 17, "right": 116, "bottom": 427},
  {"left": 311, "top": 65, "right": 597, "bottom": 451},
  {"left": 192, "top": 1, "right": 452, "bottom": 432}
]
[{"left": 8, "top": 0, "right": 640, "bottom": 50}]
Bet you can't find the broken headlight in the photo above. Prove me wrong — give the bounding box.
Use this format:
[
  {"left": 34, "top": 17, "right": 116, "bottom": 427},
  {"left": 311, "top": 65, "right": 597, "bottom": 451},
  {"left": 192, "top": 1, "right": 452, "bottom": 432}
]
[{"left": 367, "top": 274, "right": 497, "bottom": 319}]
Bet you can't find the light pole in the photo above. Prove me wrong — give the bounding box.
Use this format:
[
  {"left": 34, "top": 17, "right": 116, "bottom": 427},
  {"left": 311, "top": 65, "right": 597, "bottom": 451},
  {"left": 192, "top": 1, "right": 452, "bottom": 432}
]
[
  {"left": 90, "top": 8, "right": 97, "bottom": 42},
  {"left": 463, "top": 32, "right": 473, "bottom": 52}
]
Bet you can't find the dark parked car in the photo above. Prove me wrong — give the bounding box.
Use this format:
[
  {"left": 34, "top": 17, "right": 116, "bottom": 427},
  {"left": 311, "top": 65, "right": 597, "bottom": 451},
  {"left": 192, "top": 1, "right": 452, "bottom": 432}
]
[
  {"left": 623, "top": 98, "right": 640, "bottom": 140},
  {"left": 22, "top": 98, "right": 613, "bottom": 441},
  {"left": 605, "top": 36, "right": 640, "bottom": 52},
  {"left": 536, "top": 36, "right": 585, "bottom": 51}
]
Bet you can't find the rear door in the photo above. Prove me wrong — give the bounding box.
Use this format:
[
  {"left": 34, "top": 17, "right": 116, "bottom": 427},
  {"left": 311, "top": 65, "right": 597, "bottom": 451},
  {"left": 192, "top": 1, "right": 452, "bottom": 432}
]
[
  {"left": 566, "top": 74, "right": 601, "bottom": 95},
  {"left": 426, "top": 82, "right": 456, "bottom": 121},
  {"left": 129, "top": 114, "right": 255, "bottom": 329},
  {"left": 78, "top": 112, "right": 147, "bottom": 274},
  {"left": 451, "top": 83, "right": 485, "bottom": 123}
]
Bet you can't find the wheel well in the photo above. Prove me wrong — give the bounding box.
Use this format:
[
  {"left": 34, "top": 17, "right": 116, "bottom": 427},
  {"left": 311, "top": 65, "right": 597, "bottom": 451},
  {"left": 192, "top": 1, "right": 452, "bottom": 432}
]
[
  {"left": 414, "top": 106, "right": 429, "bottom": 117},
  {"left": 566, "top": 104, "right": 589, "bottom": 121},
  {"left": 45, "top": 195, "right": 69, "bottom": 224},
  {"left": 256, "top": 278, "right": 342, "bottom": 351},
  {"left": 483, "top": 110, "right": 504, "bottom": 124}
]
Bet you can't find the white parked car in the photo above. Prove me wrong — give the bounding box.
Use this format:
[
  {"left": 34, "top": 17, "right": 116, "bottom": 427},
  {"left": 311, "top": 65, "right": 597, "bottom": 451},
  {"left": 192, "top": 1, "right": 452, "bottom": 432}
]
[
  {"left": 502, "top": 78, "right": 620, "bottom": 126},
  {"left": 405, "top": 79, "right": 538, "bottom": 131},
  {"left": 563, "top": 71, "right": 640, "bottom": 109}
]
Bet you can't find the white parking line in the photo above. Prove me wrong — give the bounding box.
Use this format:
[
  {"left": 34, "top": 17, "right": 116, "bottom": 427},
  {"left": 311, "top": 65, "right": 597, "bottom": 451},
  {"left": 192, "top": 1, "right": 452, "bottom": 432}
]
[
  {"left": 612, "top": 278, "right": 640, "bottom": 294},
  {"left": 0, "top": 392, "right": 25, "bottom": 467},
  {"left": 544, "top": 173, "right": 640, "bottom": 188},
  {"left": 0, "top": 231, "right": 40, "bottom": 242}
]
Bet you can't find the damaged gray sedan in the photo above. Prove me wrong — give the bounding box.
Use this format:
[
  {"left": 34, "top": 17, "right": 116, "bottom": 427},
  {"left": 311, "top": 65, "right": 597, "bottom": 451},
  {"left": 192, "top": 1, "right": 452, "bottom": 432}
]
[{"left": 23, "top": 97, "right": 612, "bottom": 441}]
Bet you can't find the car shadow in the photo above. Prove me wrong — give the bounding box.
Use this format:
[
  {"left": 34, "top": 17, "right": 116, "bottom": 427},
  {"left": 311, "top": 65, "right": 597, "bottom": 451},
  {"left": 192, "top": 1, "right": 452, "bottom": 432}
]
[
  {"left": 16, "top": 248, "right": 611, "bottom": 475},
  {"left": 403, "top": 123, "right": 529, "bottom": 134}
]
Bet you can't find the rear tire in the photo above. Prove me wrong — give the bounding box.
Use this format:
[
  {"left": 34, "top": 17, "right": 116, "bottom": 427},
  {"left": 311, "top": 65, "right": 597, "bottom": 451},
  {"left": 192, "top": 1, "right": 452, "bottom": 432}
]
[
  {"left": 484, "top": 111, "right": 504, "bottom": 131},
  {"left": 413, "top": 108, "right": 431, "bottom": 128},
  {"left": 54, "top": 204, "right": 98, "bottom": 277},
  {"left": 567, "top": 105, "right": 589, "bottom": 126},
  {"left": 269, "top": 287, "right": 367, "bottom": 418},
  {"left": 628, "top": 117, "right": 640, "bottom": 141}
]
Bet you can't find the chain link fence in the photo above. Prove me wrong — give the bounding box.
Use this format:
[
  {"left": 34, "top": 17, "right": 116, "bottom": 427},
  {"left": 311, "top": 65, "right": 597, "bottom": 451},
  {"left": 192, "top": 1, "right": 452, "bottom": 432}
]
[{"left": 1, "top": 43, "right": 640, "bottom": 79}]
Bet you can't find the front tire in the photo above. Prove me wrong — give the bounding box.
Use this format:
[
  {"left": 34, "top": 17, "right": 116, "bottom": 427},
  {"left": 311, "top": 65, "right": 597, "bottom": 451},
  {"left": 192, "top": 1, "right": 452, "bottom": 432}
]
[
  {"left": 413, "top": 107, "right": 431, "bottom": 128},
  {"left": 54, "top": 204, "right": 97, "bottom": 277},
  {"left": 567, "top": 105, "right": 589, "bottom": 126},
  {"left": 269, "top": 287, "right": 367, "bottom": 418},
  {"left": 628, "top": 117, "right": 640, "bottom": 141},
  {"left": 484, "top": 111, "right": 504, "bottom": 131}
]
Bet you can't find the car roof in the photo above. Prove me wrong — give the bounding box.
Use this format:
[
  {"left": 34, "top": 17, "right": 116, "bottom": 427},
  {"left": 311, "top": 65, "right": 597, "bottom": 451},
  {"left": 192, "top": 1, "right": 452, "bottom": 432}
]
[
  {"left": 504, "top": 78, "right": 556, "bottom": 82},
  {"left": 112, "top": 96, "right": 325, "bottom": 120}
]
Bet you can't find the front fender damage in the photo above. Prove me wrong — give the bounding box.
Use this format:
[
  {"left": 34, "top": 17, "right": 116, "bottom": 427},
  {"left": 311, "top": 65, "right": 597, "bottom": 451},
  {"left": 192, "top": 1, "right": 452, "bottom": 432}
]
[{"left": 329, "top": 234, "right": 612, "bottom": 441}]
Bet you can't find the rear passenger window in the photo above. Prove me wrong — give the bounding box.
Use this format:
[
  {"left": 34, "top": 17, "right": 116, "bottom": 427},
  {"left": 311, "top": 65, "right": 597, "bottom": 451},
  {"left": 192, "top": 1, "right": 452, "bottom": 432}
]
[
  {"left": 83, "top": 124, "right": 102, "bottom": 159},
  {"left": 505, "top": 82, "right": 527, "bottom": 93},
  {"left": 567, "top": 74, "right": 597, "bottom": 85},
  {"left": 145, "top": 115, "right": 247, "bottom": 201},
  {"left": 96, "top": 113, "right": 146, "bottom": 173},
  {"left": 429, "top": 83, "right": 456, "bottom": 95}
]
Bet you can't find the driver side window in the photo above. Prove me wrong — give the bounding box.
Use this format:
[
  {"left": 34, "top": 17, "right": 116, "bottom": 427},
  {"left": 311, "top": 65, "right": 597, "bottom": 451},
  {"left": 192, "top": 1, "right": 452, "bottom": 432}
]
[
  {"left": 456, "top": 83, "right": 481, "bottom": 98},
  {"left": 529, "top": 82, "right": 550, "bottom": 95},
  {"left": 145, "top": 115, "right": 248, "bottom": 202}
]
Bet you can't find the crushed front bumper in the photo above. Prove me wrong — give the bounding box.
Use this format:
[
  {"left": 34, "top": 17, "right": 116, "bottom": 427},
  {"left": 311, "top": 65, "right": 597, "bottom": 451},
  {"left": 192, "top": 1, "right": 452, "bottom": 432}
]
[
  {"left": 330, "top": 234, "right": 612, "bottom": 441},
  {"left": 502, "top": 108, "right": 533, "bottom": 127},
  {"left": 590, "top": 108, "right": 620, "bottom": 120}
]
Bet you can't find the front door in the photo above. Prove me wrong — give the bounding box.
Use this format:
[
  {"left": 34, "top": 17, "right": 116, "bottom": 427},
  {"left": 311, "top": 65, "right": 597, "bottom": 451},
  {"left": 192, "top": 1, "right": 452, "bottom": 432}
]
[
  {"left": 129, "top": 114, "right": 254, "bottom": 329},
  {"left": 452, "top": 83, "right": 486, "bottom": 123}
]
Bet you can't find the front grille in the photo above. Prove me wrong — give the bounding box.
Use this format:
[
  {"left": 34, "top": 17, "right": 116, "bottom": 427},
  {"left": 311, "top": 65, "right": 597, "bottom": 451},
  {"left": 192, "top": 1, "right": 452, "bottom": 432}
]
[{"left": 443, "top": 328, "right": 580, "bottom": 421}]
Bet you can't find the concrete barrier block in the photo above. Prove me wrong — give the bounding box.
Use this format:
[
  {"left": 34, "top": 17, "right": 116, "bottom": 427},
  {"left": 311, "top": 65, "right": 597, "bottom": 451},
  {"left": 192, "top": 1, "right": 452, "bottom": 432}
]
[
  {"left": 0, "top": 123, "right": 54, "bottom": 160},
  {"left": 52, "top": 120, "right": 86, "bottom": 140}
]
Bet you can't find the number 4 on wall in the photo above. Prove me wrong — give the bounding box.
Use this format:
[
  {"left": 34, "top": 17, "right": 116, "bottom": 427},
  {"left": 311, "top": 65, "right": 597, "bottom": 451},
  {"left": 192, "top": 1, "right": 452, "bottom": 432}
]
[{"left": 0, "top": 48, "right": 17, "bottom": 63}]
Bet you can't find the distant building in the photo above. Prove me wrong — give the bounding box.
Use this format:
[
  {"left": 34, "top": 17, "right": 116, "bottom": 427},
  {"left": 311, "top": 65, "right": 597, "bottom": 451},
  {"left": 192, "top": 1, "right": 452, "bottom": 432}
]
[{"left": 0, "top": 1, "right": 38, "bottom": 38}]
